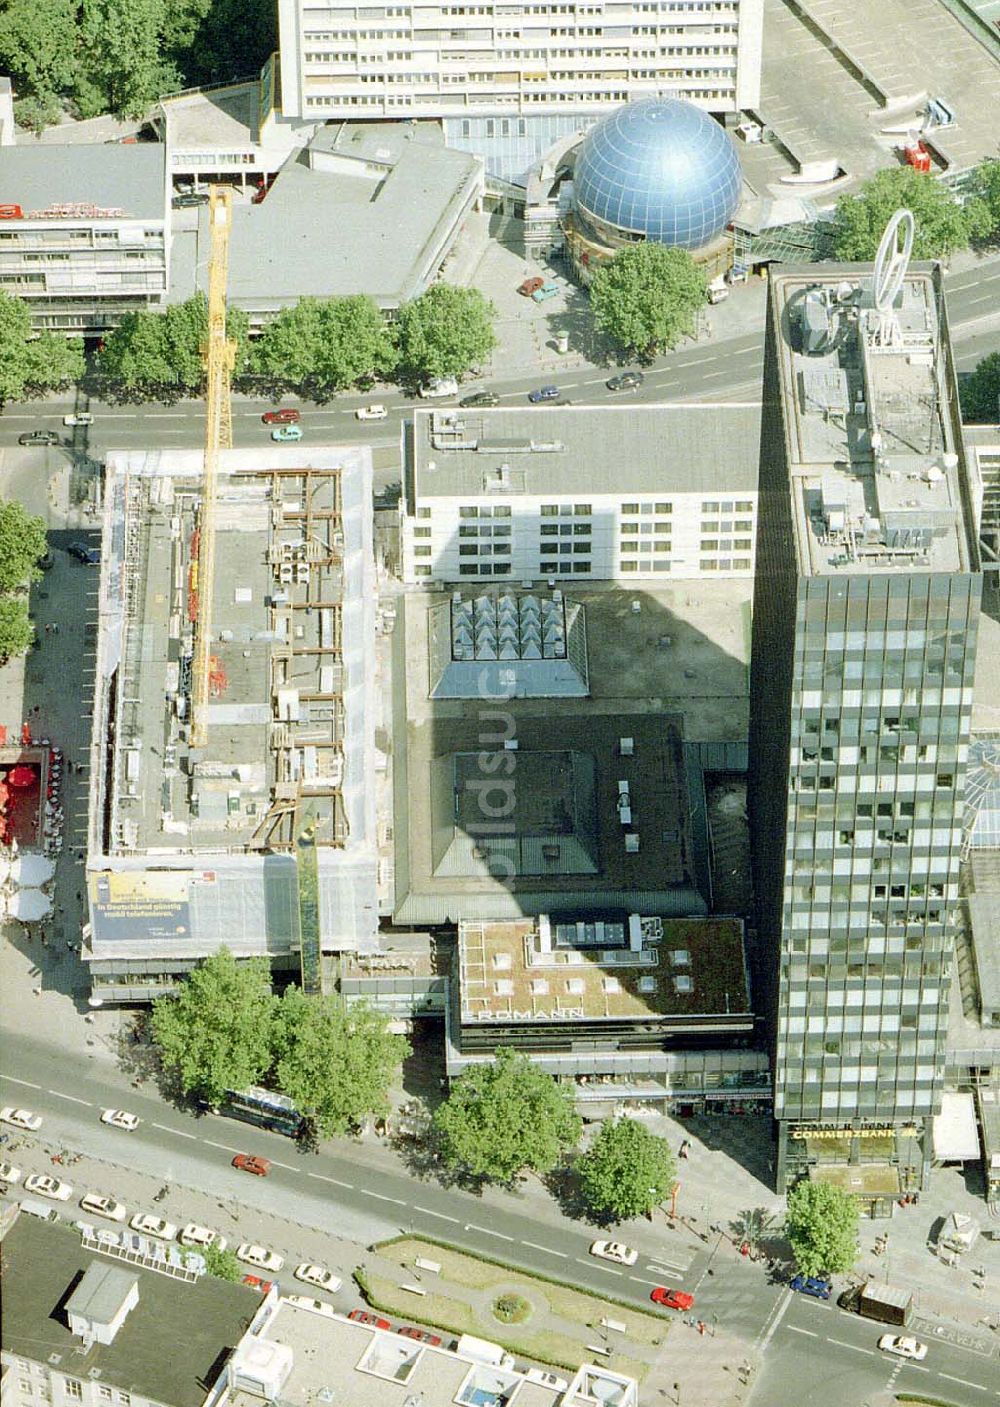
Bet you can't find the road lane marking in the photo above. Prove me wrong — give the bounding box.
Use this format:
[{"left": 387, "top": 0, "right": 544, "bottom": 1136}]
[
  {"left": 788, "top": 1326, "right": 818, "bottom": 1337},
  {"left": 575, "top": 1258, "right": 622, "bottom": 1276},
  {"left": 47, "top": 1091, "right": 91, "bottom": 1106},
  {"left": 938, "top": 1374, "right": 988, "bottom": 1392},
  {"left": 367, "top": 1192, "right": 407, "bottom": 1205},
  {"left": 757, "top": 1289, "right": 792, "bottom": 1352},
  {"left": 465, "top": 1225, "right": 514, "bottom": 1241},
  {"left": 307, "top": 1173, "right": 354, "bottom": 1189},
  {"left": 153, "top": 1124, "right": 196, "bottom": 1139},
  {"left": 267, "top": 1160, "right": 299, "bottom": 1172},
  {"left": 827, "top": 1338, "right": 875, "bottom": 1356},
  {"left": 684, "top": 356, "right": 716, "bottom": 365},
  {"left": 414, "top": 1207, "right": 460, "bottom": 1223},
  {"left": 647, "top": 1257, "right": 690, "bottom": 1272},
  {"left": 522, "top": 1241, "right": 568, "bottom": 1257},
  {"left": 1, "top": 1077, "right": 42, "bottom": 1089},
  {"left": 630, "top": 1275, "right": 675, "bottom": 1288},
  {"left": 203, "top": 1139, "right": 243, "bottom": 1154}
]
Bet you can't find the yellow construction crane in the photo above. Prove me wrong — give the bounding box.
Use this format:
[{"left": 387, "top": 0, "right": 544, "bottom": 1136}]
[{"left": 190, "top": 186, "right": 237, "bottom": 749}]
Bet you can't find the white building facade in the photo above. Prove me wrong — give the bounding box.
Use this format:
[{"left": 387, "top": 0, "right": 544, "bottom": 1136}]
[
  {"left": 403, "top": 404, "right": 760, "bottom": 583},
  {"left": 0, "top": 147, "right": 169, "bottom": 334},
  {"left": 277, "top": 0, "right": 763, "bottom": 122}
]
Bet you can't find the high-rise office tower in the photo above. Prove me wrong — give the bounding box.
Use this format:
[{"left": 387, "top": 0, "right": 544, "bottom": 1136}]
[
  {"left": 276, "top": 0, "right": 763, "bottom": 125},
  {"left": 749, "top": 219, "right": 982, "bottom": 1212}
]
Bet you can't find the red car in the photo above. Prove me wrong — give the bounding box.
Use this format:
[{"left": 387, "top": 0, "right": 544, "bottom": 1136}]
[
  {"left": 232, "top": 1154, "right": 271, "bottom": 1176},
  {"left": 651, "top": 1287, "right": 695, "bottom": 1311},
  {"left": 261, "top": 409, "right": 301, "bottom": 425},
  {"left": 397, "top": 1326, "right": 442, "bottom": 1346},
  {"left": 242, "top": 1275, "right": 274, "bottom": 1293},
  {"left": 518, "top": 276, "right": 545, "bottom": 297},
  {"left": 349, "top": 1309, "right": 391, "bottom": 1330}
]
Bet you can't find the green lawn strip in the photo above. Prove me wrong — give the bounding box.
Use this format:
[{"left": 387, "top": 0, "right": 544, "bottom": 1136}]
[
  {"left": 896, "top": 1397, "right": 965, "bottom": 1407},
  {"left": 375, "top": 1232, "right": 668, "bottom": 1342}
]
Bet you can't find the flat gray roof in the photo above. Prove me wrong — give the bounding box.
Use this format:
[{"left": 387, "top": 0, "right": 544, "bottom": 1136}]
[
  {"left": 1, "top": 1216, "right": 256, "bottom": 1407},
  {"left": 0, "top": 145, "right": 165, "bottom": 220},
  {"left": 219, "top": 124, "right": 480, "bottom": 310},
  {"left": 970, "top": 894, "right": 1000, "bottom": 1012},
  {"left": 67, "top": 1262, "right": 136, "bottom": 1321},
  {"left": 411, "top": 404, "right": 762, "bottom": 500},
  {"left": 758, "top": 0, "right": 1000, "bottom": 200},
  {"left": 769, "top": 264, "right": 978, "bottom": 578}
]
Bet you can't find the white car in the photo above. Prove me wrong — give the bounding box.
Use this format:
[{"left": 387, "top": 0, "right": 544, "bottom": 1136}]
[
  {"left": 80, "top": 1193, "right": 127, "bottom": 1222},
  {"left": 180, "top": 1222, "right": 227, "bottom": 1250},
  {"left": 589, "top": 1240, "right": 639, "bottom": 1267},
  {"left": 63, "top": 413, "right": 94, "bottom": 427},
  {"left": 525, "top": 1370, "right": 570, "bottom": 1391},
  {"left": 283, "top": 1295, "right": 337, "bottom": 1319},
  {"left": 24, "top": 1173, "right": 73, "bottom": 1201},
  {"left": 238, "top": 1243, "right": 284, "bottom": 1272},
  {"left": 1, "top": 1107, "right": 43, "bottom": 1132},
  {"left": 130, "top": 1212, "right": 177, "bottom": 1241},
  {"left": 355, "top": 404, "right": 388, "bottom": 421},
  {"left": 0, "top": 1161, "right": 23, "bottom": 1184},
  {"left": 295, "top": 1263, "right": 343, "bottom": 1292},
  {"left": 101, "top": 1109, "right": 140, "bottom": 1132},
  {"left": 878, "top": 1334, "right": 928, "bottom": 1361}
]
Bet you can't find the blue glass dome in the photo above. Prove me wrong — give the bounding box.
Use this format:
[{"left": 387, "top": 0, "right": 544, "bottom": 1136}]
[{"left": 573, "top": 99, "right": 742, "bottom": 251}]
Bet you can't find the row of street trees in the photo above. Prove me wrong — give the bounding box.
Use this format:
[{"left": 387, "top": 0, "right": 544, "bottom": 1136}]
[
  {"left": 154, "top": 955, "right": 865, "bottom": 1279},
  {"left": 94, "top": 284, "right": 497, "bottom": 400},
  {"left": 0, "top": 0, "right": 276, "bottom": 128},
  {"left": 0, "top": 500, "right": 49, "bottom": 662}
]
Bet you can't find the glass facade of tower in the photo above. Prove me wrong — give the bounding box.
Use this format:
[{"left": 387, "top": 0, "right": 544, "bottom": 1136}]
[
  {"left": 750, "top": 263, "right": 982, "bottom": 1207},
  {"left": 776, "top": 573, "right": 979, "bottom": 1174}
]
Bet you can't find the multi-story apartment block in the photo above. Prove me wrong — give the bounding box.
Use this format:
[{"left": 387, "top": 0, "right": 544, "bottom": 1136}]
[
  {"left": 402, "top": 404, "right": 759, "bottom": 584},
  {"left": 749, "top": 250, "right": 982, "bottom": 1213},
  {"left": 0, "top": 147, "right": 169, "bottom": 334},
  {"left": 277, "top": 0, "right": 763, "bottom": 124}
]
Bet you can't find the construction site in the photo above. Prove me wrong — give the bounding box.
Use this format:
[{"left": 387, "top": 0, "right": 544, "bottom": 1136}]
[{"left": 81, "top": 191, "right": 378, "bottom": 1004}]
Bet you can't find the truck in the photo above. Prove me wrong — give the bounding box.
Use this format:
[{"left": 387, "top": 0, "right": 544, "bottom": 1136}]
[
  {"left": 455, "top": 1334, "right": 516, "bottom": 1370},
  {"left": 856, "top": 1279, "right": 913, "bottom": 1327}
]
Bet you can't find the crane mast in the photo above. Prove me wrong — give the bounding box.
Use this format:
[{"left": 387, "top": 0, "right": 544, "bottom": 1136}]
[{"left": 190, "top": 186, "right": 236, "bottom": 749}]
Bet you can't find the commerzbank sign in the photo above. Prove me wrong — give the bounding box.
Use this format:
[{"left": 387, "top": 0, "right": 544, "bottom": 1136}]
[{"left": 791, "top": 1125, "right": 920, "bottom": 1140}]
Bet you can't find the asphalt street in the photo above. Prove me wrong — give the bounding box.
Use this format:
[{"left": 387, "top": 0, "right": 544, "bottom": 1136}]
[
  {"left": 1, "top": 258, "right": 997, "bottom": 487},
  {"left": 3, "top": 1039, "right": 1000, "bottom": 1400}
]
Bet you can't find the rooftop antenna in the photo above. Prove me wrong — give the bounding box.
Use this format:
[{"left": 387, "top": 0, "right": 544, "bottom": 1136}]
[{"left": 870, "top": 208, "right": 914, "bottom": 348}]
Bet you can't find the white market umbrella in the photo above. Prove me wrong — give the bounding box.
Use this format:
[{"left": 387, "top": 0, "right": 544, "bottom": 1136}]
[
  {"left": 11, "top": 853, "right": 55, "bottom": 886},
  {"left": 8, "top": 888, "right": 52, "bottom": 921}
]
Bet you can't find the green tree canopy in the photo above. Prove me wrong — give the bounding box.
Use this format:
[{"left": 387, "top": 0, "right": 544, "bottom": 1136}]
[
  {"left": 98, "top": 295, "right": 249, "bottom": 397},
  {"left": 961, "top": 350, "right": 1000, "bottom": 424},
  {"left": 0, "top": 500, "right": 48, "bottom": 595},
  {"left": 199, "top": 1244, "right": 243, "bottom": 1281},
  {"left": 589, "top": 243, "right": 707, "bottom": 359},
  {"left": 0, "top": 0, "right": 79, "bottom": 103},
  {"left": 0, "top": 292, "right": 84, "bottom": 403},
  {"left": 831, "top": 166, "right": 988, "bottom": 261},
  {"left": 79, "top": 0, "right": 180, "bottom": 119},
  {"left": 786, "top": 1179, "right": 859, "bottom": 1278},
  {"left": 970, "top": 158, "right": 1000, "bottom": 241},
  {"left": 0, "top": 596, "right": 35, "bottom": 663},
  {"left": 393, "top": 283, "right": 497, "bottom": 385},
  {"left": 577, "top": 1117, "right": 677, "bottom": 1222},
  {"left": 251, "top": 296, "right": 396, "bottom": 394},
  {"left": 433, "top": 1048, "right": 582, "bottom": 1183},
  {"left": 150, "top": 949, "right": 275, "bottom": 1104},
  {"left": 272, "top": 989, "right": 410, "bottom": 1139}
]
